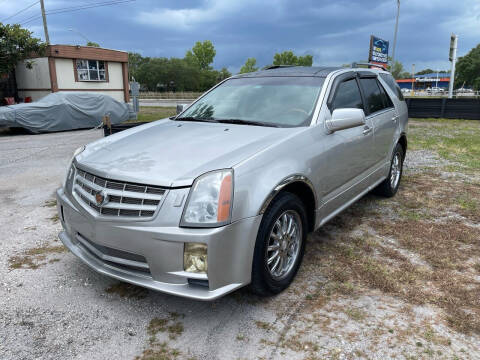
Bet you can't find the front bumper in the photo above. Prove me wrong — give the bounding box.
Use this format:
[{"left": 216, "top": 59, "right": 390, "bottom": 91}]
[{"left": 56, "top": 187, "right": 262, "bottom": 300}]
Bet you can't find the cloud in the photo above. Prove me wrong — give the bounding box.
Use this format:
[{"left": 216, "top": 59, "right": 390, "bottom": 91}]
[
  {"left": 135, "top": 0, "right": 278, "bottom": 30},
  {"left": 3, "top": 0, "right": 479, "bottom": 73}
]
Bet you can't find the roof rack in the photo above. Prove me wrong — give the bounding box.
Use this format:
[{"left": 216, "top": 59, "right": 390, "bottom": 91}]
[
  {"left": 263, "top": 65, "right": 296, "bottom": 70},
  {"left": 351, "top": 62, "right": 388, "bottom": 70}
]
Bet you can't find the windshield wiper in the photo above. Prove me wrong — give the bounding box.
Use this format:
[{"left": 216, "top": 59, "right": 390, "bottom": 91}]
[
  {"left": 176, "top": 116, "right": 218, "bottom": 123},
  {"left": 215, "top": 119, "right": 279, "bottom": 127}
]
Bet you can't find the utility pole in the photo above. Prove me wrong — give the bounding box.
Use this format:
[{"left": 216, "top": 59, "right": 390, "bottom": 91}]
[
  {"left": 391, "top": 0, "right": 400, "bottom": 66},
  {"left": 40, "top": 0, "right": 50, "bottom": 44},
  {"left": 448, "top": 34, "right": 458, "bottom": 99},
  {"left": 411, "top": 63, "right": 415, "bottom": 96}
]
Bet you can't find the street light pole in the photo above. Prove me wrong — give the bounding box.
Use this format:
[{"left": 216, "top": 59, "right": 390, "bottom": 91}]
[
  {"left": 391, "top": 0, "right": 400, "bottom": 67},
  {"left": 448, "top": 34, "right": 458, "bottom": 99}
]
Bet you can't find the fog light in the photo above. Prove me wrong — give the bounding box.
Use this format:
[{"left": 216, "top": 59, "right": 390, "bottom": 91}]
[{"left": 184, "top": 243, "right": 207, "bottom": 273}]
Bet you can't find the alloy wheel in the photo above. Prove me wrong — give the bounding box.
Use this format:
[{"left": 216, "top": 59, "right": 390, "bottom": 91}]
[
  {"left": 265, "top": 210, "right": 302, "bottom": 280},
  {"left": 390, "top": 151, "right": 401, "bottom": 189}
]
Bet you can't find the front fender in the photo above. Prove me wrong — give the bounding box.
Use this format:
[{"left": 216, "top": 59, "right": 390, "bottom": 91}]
[
  {"left": 257, "top": 174, "right": 317, "bottom": 215},
  {"left": 230, "top": 127, "right": 322, "bottom": 223}
]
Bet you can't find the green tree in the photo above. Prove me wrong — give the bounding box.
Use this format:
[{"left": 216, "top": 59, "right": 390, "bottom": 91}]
[
  {"left": 415, "top": 69, "right": 448, "bottom": 75},
  {"left": 415, "top": 68, "right": 434, "bottom": 75},
  {"left": 217, "top": 67, "right": 231, "bottom": 81},
  {"left": 0, "top": 23, "right": 46, "bottom": 75},
  {"left": 185, "top": 40, "right": 216, "bottom": 70},
  {"left": 297, "top": 54, "right": 313, "bottom": 66},
  {"left": 272, "top": 51, "right": 313, "bottom": 66},
  {"left": 86, "top": 41, "right": 100, "bottom": 47},
  {"left": 239, "top": 57, "right": 258, "bottom": 73},
  {"left": 128, "top": 52, "right": 150, "bottom": 81},
  {"left": 389, "top": 59, "right": 404, "bottom": 79},
  {"left": 455, "top": 44, "right": 480, "bottom": 90}
]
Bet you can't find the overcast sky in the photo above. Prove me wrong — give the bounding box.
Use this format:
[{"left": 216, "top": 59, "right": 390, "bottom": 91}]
[{"left": 1, "top": 0, "right": 479, "bottom": 73}]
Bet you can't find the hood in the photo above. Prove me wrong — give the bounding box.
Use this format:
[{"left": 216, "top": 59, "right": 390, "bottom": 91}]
[{"left": 76, "top": 119, "right": 301, "bottom": 187}]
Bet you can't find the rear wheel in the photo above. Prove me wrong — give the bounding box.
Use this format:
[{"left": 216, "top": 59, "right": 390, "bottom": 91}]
[
  {"left": 251, "top": 192, "right": 307, "bottom": 296},
  {"left": 373, "top": 143, "right": 404, "bottom": 197}
]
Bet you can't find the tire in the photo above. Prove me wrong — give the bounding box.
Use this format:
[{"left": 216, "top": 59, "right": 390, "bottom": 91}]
[
  {"left": 373, "top": 143, "right": 404, "bottom": 197},
  {"left": 250, "top": 192, "right": 308, "bottom": 296}
]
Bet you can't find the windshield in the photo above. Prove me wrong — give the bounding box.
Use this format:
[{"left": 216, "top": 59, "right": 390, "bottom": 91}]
[{"left": 178, "top": 76, "right": 325, "bottom": 127}]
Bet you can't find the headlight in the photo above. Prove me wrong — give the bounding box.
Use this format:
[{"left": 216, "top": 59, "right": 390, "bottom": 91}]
[
  {"left": 63, "top": 145, "right": 85, "bottom": 188},
  {"left": 180, "top": 169, "right": 233, "bottom": 227}
]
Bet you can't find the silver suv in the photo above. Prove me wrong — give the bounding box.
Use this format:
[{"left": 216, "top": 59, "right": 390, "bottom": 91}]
[{"left": 57, "top": 66, "right": 408, "bottom": 300}]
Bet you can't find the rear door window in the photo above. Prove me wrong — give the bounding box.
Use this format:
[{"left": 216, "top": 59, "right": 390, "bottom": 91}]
[
  {"left": 378, "top": 81, "right": 394, "bottom": 109},
  {"left": 380, "top": 73, "right": 405, "bottom": 101},
  {"left": 331, "top": 78, "right": 363, "bottom": 111},
  {"left": 359, "top": 78, "right": 387, "bottom": 115}
]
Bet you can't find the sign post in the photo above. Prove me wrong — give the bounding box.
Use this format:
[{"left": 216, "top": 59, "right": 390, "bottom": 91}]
[
  {"left": 369, "top": 35, "right": 389, "bottom": 69},
  {"left": 130, "top": 81, "right": 140, "bottom": 117},
  {"left": 448, "top": 34, "right": 458, "bottom": 99},
  {"left": 411, "top": 64, "right": 415, "bottom": 96}
]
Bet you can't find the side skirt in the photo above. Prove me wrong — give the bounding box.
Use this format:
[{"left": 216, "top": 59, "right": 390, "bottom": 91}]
[{"left": 314, "top": 175, "right": 386, "bottom": 230}]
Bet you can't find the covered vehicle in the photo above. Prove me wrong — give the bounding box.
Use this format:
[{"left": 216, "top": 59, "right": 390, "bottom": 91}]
[{"left": 0, "top": 92, "right": 133, "bottom": 133}]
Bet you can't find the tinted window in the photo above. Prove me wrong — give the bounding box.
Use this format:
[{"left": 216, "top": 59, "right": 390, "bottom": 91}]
[
  {"left": 331, "top": 78, "right": 363, "bottom": 111},
  {"left": 359, "top": 78, "right": 386, "bottom": 114},
  {"left": 380, "top": 73, "right": 404, "bottom": 101},
  {"left": 378, "top": 82, "right": 394, "bottom": 108}
]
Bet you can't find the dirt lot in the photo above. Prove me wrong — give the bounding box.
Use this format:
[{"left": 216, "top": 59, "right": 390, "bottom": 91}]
[{"left": 1, "top": 119, "right": 479, "bottom": 359}]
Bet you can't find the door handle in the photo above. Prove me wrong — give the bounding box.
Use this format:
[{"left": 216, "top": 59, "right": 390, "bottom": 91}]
[
  {"left": 392, "top": 115, "right": 399, "bottom": 122},
  {"left": 363, "top": 126, "right": 372, "bottom": 135}
]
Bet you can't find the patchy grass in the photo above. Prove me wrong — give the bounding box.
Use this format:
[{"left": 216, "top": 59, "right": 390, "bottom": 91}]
[
  {"left": 134, "top": 342, "right": 181, "bottom": 360},
  {"left": 302, "top": 172, "right": 480, "bottom": 335},
  {"left": 48, "top": 214, "right": 59, "bottom": 223},
  {"left": 43, "top": 199, "right": 57, "bottom": 207},
  {"left": 9, "top": 244, "right": 66, "bottom": 270},
  {"left": 104, "top": 282, "right": 148, "bottom": 300},
  {"left": 236, "top": 333, "right": 246, "bottom": 341},
  {"left": 134, "top": 107, "right": 177, "bottom": 123},
  {"left": 136, "top": 313, "right": 186, "bottom": 360},
  {"left": 344, "top": 307, "right": 368, "bottom": 322},
  {"left": 409, "top": 118, "right": 480, "bottom": 171},
  {"left": 255, "top": 321, "right": 272, "bottom": 330}
]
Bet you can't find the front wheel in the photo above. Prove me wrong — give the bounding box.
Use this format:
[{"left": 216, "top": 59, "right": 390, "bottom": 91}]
[
  {"left": 250, "top": 192, "right": 307, "bottom": 296},
  {"left": 373, "top": 143, "right": 404, "bottom": 197}
]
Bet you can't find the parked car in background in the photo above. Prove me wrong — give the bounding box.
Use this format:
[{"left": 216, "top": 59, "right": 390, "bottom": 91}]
[
  {"left": 57, "top": 66, "right": 408, "bottom": 300},
  {"left": 456, "top": 87, "right": 474, "bottom": 94},
  {"left": 0, "top": 92, "right": 134, "bottom": 133},
  {"left": 426, "top": 87, "right": 445, "bottom": 94}
]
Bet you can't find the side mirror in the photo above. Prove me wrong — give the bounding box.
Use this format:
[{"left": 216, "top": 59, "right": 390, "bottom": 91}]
[
  {"left": 326, "top": 108, "right": 365, "bottom": 133},
  {"left": 176, "top": 104, "right": 185, "bottom": 115}
]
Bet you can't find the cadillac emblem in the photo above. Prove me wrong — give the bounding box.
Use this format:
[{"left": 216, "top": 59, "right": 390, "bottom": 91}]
[{"left": 95, "top": 190, "right": 108, "bottom": 206}]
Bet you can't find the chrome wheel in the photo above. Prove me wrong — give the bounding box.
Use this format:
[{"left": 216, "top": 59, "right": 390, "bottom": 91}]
[
  {"left": 265, "top": 210, "right": 302, "bottom": 280},
  {"left": 390, "top": 151, "right": 401, "bottom": 189}
]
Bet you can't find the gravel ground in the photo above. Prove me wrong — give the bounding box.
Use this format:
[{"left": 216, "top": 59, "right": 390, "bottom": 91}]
[{"left": 1, "top": 127, "right": 479, "bottom": 360}]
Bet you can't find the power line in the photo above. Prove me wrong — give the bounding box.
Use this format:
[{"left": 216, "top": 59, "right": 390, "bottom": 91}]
[
  {"left": 20, "top": 0, "right": 135, "bottom": 26},
  {"left": 45, "top": 0, "right": 135, "bottom": 14},
  {"left": 1, "top": 1, "right": 39, "bottom": 23}
]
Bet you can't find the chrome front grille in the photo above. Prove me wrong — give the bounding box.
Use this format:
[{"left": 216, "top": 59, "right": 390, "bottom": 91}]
[{"left": 73, "top": 167, "right": 166, "bottom": 218}]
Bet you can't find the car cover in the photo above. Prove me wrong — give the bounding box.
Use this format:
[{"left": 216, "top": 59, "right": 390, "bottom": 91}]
[{"left": 0, "top": 92, "right": 133, "bottom": 133}]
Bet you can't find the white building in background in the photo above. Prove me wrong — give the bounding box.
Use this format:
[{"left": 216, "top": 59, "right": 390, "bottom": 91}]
[{"left": 15, "top": 44, "right": 130, "bottom": 103}]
